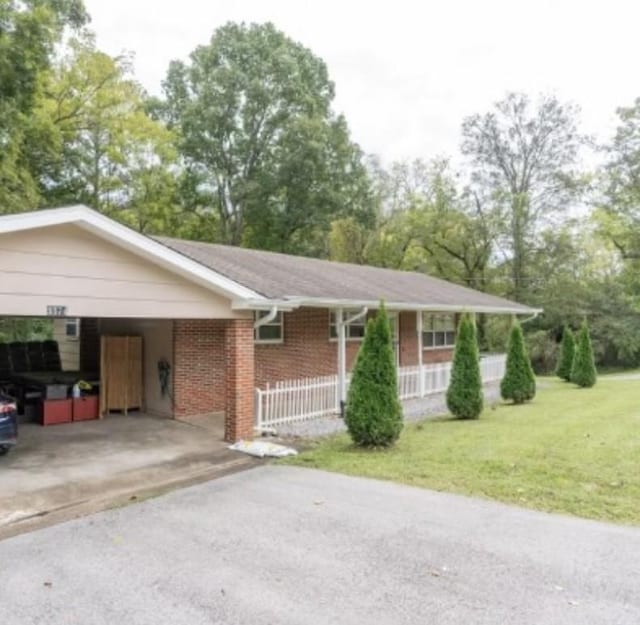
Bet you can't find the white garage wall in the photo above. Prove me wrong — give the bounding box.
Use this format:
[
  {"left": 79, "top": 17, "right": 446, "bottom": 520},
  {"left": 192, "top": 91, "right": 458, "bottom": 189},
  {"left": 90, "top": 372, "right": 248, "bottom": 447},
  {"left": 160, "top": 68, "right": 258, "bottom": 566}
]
[{"left": 52, "top": 318, "right": 80, "bottom": 371}]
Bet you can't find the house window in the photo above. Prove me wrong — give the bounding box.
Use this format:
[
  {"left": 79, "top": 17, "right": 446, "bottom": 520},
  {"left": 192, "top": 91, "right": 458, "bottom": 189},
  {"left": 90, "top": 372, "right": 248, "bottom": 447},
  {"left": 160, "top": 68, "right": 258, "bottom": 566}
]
[
  {"left": 329, "top": 309, "right": 367, "bottom": 341},
  {"left": 254, "top": 311, "right": 284, "bottom": 344},
  {"left": 65, "top": 318, "right": 79, "bottom": 340},
  {"left": 422, "top": 313, "right": 456, "bottom": 349}
]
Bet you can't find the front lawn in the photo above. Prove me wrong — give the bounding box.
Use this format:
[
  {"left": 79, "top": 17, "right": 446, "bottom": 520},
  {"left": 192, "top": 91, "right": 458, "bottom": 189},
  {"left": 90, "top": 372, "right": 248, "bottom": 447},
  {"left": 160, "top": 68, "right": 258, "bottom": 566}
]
[{"left": 285, "top": 376, "right": 640, "bottom": 525}]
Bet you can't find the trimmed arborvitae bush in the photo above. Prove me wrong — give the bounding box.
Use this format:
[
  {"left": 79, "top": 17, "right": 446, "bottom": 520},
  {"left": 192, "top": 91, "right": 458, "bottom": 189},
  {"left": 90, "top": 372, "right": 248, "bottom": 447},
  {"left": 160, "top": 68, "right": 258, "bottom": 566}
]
[
  {"left": 500, "top": 320, "right": 536, "bottom": 404},
  {"left": 571, "top": 320, "right": 597, "bottom": 388},
  {"left": 446, "top": 313, "right": 483, "bottom": 419},
  {"left": 555, "top": 325, "right": 575, "bottom": 382},
  {"left": 345, "top": 303, "right": 403, "bottom": 447}
]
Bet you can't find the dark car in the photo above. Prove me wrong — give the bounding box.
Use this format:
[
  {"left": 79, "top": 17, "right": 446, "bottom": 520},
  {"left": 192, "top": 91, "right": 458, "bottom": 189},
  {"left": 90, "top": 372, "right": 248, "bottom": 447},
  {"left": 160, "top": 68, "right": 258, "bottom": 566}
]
[{"left": 0, "top": 394, "right": 18, "bottom": 455}]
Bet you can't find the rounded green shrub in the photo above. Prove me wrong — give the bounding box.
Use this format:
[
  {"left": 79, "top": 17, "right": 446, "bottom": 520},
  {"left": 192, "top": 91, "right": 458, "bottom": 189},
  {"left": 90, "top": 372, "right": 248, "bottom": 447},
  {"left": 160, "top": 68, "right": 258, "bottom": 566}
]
[
  {"left": 345, "top": 303, "right": 403, "bottom": 447},
  {"left": 571, "top": 320, "right": 597, "bottom": 388},
  {"left": 555, "top": 325, "right": 575, "bottom": 381},
  {"left": 501, "top": 319, "right": 536, "bottom": 404},
  {"left": 446, "top": 313, "right": 484, "bottom": 419}
]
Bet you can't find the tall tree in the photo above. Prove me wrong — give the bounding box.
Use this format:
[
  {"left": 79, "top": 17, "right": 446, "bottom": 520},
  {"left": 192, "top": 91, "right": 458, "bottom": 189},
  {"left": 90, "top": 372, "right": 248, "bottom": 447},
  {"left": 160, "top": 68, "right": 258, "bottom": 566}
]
[
  {"left": 0, "top": 0, "right": 88, "bottom": 212},
  {"left": 571, "top": 320, "right": 597, "bottom": 388},
  {"left": 598, "top": 97, "right": 640, "bottom": 260},
  {"left": 555, "top": 325, "right": 575, "bottom": 382},
  {"left": 345, "top": 303, "right": 403, "bottom": 447},
  {"left": 500, "top": 319, "right": 536, "bottom": 404},
  {"left": 35, "top": 38, "right": 178, "bottom": 232},
  {"left": 364, "top": 159, "right": 496, "bottom": 293},
  {"left": 157, "top": 22, "right": 374, "bottom": 253},
  {"left": 446, "top": 313, "right": 483, "bottom": 419},
  {"left": 461, "top": 92, "right": 584, "bottom": 301}
]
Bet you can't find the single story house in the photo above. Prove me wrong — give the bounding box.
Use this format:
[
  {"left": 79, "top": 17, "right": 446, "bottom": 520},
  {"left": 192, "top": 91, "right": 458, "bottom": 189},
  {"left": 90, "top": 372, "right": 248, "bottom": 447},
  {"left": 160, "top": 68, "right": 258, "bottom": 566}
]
[{"left": 0, "top": 205, "right": 539, "bottom": 440}]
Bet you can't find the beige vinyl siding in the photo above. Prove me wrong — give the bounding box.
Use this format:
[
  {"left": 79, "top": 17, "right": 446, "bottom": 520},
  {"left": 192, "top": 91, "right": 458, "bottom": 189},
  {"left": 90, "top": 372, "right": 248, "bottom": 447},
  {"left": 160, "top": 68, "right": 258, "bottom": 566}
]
[
  {"left": 52, "top": 318, "right": 80, "bottom": 371},
  {"left": 0, "top": 224, "right": 248, "bottom": 319}
]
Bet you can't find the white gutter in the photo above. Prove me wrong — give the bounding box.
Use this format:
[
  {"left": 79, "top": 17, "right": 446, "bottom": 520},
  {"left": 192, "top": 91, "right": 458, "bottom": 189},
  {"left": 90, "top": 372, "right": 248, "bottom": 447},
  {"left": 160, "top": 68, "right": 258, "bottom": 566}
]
[
  {"left": 232, "top": 298, "right": 300, "bottom": 312},
  {"left": 235, "top": 296, "right": 541, "bottom": 316}
]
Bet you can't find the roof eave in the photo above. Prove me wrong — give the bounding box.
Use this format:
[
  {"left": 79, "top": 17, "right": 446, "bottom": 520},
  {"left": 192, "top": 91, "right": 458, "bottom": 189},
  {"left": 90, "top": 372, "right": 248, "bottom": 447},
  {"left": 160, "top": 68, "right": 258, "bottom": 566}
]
[{"left": 233, "top": 296, "right": 542, "bottom": 316}]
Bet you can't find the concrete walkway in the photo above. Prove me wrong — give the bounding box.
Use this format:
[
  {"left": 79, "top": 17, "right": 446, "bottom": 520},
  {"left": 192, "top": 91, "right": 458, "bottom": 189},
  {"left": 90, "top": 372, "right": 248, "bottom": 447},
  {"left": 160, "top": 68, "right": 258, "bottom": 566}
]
[{"left": 1, "top": 465, "right": 638, "bottom": 624}]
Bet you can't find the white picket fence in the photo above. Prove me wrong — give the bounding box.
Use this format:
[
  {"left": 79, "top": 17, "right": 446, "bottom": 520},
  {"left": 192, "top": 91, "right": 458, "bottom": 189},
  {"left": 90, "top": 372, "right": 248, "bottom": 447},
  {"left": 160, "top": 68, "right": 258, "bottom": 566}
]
[{"left": 255, "top": 354, "right": 506, "bottom": 432}]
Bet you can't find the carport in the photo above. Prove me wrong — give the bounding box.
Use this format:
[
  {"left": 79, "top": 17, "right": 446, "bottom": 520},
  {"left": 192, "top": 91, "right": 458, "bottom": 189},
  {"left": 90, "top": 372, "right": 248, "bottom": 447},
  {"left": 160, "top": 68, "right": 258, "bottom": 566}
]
[
  {"left": 0, "top": 206, "right": 261, "bottom": 442},
  {"left": 0, "top": 414, "right": 256, "bottom": 537}
]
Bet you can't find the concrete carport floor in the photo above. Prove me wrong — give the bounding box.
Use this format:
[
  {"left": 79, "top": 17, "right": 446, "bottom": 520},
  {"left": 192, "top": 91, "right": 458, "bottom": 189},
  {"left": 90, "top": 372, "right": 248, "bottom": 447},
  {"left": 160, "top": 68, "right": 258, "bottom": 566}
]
[{"left": 0, "top": 414, "right": 258, "bottom": 539}]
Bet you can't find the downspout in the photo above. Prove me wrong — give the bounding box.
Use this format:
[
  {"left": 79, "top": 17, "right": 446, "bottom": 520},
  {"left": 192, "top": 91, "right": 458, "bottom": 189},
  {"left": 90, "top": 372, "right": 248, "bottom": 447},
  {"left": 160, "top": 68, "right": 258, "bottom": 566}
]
[
  {"left": 337, "top": 307, "right": 368, "bottom": 418},
  {"left": 253, "top": 306, "right": 279, "bottom": 329},
  {"left": 519, "top": 311, "right": 541, "bottom": 325}
]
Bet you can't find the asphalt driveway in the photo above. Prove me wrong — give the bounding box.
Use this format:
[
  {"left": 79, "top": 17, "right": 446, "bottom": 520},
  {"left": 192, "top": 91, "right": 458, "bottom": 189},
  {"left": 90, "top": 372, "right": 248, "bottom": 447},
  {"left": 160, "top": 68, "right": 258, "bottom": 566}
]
[{"left": 1, "top": 465, "right": 639, "bottom": 624}]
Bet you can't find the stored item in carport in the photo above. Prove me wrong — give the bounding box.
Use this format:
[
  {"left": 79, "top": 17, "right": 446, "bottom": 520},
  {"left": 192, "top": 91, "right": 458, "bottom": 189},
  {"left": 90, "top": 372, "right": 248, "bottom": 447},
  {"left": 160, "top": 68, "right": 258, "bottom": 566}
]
[
  {"left": 41, "top": 398, "right": 73, "bottom": 425},
  {"left": 0, "top": 395, "right": 18, "bottom": 455},
  {"left": 73, "top": 395, "right": 99, "bottom": 421},
  {"left": 43, "top": 384, "right": 68, "bottom": 400}
]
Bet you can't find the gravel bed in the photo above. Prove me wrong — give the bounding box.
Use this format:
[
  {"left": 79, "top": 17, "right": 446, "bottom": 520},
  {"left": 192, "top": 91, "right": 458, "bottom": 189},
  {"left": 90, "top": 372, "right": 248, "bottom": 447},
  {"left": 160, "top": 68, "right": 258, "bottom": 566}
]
[{"left": 274, "top": 383, "right": 501, "bottom": 440}]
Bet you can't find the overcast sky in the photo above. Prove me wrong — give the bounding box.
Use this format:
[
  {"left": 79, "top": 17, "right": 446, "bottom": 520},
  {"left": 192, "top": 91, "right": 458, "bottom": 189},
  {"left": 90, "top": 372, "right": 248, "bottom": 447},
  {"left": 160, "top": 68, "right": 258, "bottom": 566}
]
[{"left": 83, "top": 0, "right": 639, "bottom": 165}]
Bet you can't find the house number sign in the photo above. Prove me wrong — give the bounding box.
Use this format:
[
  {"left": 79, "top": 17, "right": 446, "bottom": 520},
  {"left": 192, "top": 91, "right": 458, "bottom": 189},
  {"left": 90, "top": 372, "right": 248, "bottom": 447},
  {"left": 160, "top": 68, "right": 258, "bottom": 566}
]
[{"left": 46, "top": 305, "right": 68, "bottom": 317}]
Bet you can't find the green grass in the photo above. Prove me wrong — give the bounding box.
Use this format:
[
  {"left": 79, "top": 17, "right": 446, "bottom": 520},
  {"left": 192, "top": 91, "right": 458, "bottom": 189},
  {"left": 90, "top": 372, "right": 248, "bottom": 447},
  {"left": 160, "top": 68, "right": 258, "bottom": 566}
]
[{"left": 284, "top": 377, "right": 640, "bottom": 525}]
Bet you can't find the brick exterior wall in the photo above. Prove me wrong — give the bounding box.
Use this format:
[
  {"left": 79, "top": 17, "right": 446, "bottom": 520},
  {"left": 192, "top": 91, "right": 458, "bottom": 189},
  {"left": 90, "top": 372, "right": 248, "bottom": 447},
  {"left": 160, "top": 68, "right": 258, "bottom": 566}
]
[
  {"left": 169, "top": 309, "right": 454, "bottom": 435},
  {"left": 255, "top": 307, "right": 455, "bottom": 386},
  {"left": 172, "top": 318, "right": 254, "bottom": 442},
  {"left": 224, "top": 319, "right": 255, "bottom": 441},
  {"left": 173, "top": 319, "right": 227, "bottom": 418},
  {"left": 254, "top": 307, "right": 362, "bottom": 387},
  {"left": 399, "top": 311, "right": 418, "bottom": 366}
]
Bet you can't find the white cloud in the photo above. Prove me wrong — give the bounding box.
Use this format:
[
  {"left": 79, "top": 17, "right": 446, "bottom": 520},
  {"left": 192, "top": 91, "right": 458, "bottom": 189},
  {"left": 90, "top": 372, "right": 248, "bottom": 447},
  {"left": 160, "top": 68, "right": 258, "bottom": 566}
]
[{"left": 83, "top": 0, "right": 640, "bottom": 164}]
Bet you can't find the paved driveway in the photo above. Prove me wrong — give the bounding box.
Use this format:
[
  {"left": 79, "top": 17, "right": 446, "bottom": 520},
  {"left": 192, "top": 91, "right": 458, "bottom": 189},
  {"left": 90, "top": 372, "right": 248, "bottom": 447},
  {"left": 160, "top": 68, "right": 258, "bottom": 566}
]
[
  {"left": 0, "top": 415, "right": 252, "bottom": 533},
  {"left": 1, "top": 466, "right": 639, "bottom": 624}
]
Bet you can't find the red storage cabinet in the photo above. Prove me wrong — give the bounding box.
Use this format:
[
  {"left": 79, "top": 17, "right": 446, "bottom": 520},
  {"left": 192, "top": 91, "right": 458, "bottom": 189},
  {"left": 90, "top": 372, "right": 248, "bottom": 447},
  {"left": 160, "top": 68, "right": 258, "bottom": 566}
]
[
  {"left": 41, "top": 399, "right": 73, "bottom": 425},
  {"left": 72, "top": 395, "right": 99, "bottom": 421}
]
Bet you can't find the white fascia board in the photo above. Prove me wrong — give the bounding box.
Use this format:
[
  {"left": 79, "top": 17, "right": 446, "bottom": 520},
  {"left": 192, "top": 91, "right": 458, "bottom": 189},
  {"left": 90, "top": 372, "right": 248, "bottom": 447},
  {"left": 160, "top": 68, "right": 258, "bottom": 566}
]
[
  {"left": 233, "top": 298, "right": 300, "bottom": 312},
  {"left": 267, "top": 297, "right": 542, "bottom": 316},
  {"left": 0, "top": 205, "right": 263, "bottom": 302}
]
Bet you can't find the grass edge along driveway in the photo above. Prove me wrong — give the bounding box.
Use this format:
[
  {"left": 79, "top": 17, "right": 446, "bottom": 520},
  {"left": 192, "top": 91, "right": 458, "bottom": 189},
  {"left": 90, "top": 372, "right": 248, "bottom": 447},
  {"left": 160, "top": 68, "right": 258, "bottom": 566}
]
[{"left": 284, "top": 376, "right": 640, "bottom": 525}]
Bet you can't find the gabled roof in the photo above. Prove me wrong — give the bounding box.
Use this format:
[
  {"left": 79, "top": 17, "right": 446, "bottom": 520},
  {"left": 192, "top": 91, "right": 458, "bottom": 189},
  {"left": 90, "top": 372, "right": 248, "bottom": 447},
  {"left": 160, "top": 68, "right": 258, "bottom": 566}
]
[
  {"left": 156, "top": 237, "right": 540, "bottom": 315},
  {"left": 0, "top": 206, "right": 262, "bottom": 302},
  {"left": 0, "top": 206, "right": 539, "bottom": 315}
]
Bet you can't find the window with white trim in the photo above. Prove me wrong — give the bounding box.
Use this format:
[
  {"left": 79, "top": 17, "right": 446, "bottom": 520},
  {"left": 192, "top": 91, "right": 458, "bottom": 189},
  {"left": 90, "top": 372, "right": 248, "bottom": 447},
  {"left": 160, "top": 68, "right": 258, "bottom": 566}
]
[
  {"left": 329, "top": 309, "right": 367, "bottom": 341},
  {"left": 65, "top": 318, "right": 80, "bottom": 340},
  {"left": 422, "top": 313, "right": 456, "bottom": 349},
  {"left": 254, "top": 311, "right": 284, "bottom": 343}
]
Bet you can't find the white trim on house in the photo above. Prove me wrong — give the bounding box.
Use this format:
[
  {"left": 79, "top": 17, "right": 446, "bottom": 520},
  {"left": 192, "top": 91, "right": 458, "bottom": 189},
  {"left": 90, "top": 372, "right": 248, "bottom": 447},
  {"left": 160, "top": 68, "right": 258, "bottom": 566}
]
[
  {"left": 234, "top": 296, "right": 542, "bottom": 316},
  {"left": 0, "top": 206, "right": 263, "bottom": 303},
  {"left": 336, "top": 306, "right": 368, "bottom": 409}
]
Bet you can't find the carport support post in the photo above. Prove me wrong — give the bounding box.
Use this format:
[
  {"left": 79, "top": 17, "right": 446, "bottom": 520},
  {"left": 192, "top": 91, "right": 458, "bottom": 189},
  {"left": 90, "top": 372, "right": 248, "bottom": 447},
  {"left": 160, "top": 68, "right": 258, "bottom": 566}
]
[
  {"left": 337, "top": 308, "right": 346, "bottom": 418},
  {"left": 224, "top": 318, "right": 255, "bottom": 442},
  {"left": 417, "top": 311, "right": 425, "bottom": 398}
]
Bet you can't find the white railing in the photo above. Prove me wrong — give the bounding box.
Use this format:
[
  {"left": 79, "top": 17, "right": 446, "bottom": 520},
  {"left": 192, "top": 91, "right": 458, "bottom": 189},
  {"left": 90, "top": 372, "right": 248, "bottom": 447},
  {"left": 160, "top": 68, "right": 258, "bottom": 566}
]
[{"left": 255, "top": 354, "right": 507, "bottom": 432}]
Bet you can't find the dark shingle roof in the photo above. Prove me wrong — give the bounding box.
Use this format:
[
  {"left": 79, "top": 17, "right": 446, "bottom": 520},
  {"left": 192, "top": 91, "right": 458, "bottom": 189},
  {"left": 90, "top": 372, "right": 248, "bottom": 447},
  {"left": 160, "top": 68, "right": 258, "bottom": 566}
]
[{"left": 154, "top": 236, "right": 537, "bottom": 313}]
